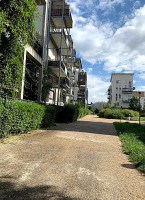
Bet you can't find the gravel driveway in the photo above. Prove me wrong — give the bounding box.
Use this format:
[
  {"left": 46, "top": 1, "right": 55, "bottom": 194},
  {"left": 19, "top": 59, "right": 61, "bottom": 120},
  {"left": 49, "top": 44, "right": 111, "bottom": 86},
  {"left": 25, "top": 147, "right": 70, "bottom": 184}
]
[{"left": 0, "top": 115, "right": 145, "bottom": 200}]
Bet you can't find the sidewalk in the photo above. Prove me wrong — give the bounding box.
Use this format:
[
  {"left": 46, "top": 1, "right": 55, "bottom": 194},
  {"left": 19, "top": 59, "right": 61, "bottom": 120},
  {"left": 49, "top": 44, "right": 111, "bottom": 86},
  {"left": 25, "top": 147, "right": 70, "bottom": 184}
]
[{"left": 0, "top": 115, "right": 145, "bottom": 200}]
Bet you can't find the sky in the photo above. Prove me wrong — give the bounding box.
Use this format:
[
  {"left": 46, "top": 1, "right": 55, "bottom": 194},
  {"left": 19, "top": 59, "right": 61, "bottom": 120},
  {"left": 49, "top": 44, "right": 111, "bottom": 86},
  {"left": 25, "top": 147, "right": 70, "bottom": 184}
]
[{"left": 67, "top": 0, "right": 145, "bottom": 103}]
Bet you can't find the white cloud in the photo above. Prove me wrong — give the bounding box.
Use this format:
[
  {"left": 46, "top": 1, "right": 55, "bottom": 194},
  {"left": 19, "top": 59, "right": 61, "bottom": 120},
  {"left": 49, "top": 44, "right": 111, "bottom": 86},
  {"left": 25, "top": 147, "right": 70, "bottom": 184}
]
[
  {"left": 69, "top": 3, "right": 145, "bottom": 73},
  {"left": 96, "top": 0, "right": 124, "bottom": 11},
  {"left": 138, "top": 73, "right": 145, "bottom": 80},
  {"left": 136, "top": 86, "right": 145, "bottom": 91},
  {"left": 87, "top": 74, "right": 110, "bottom": 103},
  {"left": 88, "top": 68, "right": 93, "bottom": 73}
]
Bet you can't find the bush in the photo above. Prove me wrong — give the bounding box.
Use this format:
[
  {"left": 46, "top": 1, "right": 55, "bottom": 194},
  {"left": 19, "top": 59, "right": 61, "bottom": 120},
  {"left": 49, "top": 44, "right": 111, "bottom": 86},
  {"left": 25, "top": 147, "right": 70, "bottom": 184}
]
[
  {"left": 0, "top": 100, "right": 56, "bottom": 138},
  {"left": 98, "top": 109, "right": 106, "bottom": 118},
  {"left": 121, "top": 109, "right": 139, "bottom": 117},
  {"left": 98, "top": 108, "right": 139, "bottom": 120},
  {"left": 55, "top": 103, "right": 77, "bottom": 123},
  {"left": 56, "top": 103, "right": 91, "bottom": 123},
  {"left": 94, "top": 108, "right": 99, "bottom": 114}
]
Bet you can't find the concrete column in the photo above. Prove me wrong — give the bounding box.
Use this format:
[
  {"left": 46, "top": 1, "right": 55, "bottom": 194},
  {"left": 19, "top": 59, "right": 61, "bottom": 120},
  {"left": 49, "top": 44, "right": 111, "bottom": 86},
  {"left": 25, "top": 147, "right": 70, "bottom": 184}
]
[
  {"left": 43, "top": 0, "right": 49, "bottom": 63},
  {"left": 38, "top": 0, "right": 49, "bottom": 102},
  {"left": 20, "top": 48, "right": 27, "bottom": 99}
]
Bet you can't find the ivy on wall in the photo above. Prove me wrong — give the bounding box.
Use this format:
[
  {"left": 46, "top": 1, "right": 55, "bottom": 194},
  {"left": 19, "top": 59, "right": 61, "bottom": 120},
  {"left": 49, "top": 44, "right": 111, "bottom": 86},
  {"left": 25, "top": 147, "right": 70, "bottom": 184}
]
[{"left": 0, "top": 0, "right": 38, "bottom": 97}]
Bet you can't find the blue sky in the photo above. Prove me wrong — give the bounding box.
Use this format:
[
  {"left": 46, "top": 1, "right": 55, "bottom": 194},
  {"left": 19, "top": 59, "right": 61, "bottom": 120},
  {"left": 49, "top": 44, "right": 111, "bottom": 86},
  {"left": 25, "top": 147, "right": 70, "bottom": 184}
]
[{"left": 68, "top": 0, "right": 145, "bottom": 103}]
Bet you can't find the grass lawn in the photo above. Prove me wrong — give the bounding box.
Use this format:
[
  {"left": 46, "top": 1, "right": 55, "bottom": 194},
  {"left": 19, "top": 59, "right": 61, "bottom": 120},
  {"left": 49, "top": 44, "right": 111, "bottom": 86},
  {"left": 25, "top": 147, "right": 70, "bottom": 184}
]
[
  {"left": 130, "top": 117, "right": 145, "bottom": 121},
  {"left": 113, "top": 122, "right": 145, "bottom": 173}
]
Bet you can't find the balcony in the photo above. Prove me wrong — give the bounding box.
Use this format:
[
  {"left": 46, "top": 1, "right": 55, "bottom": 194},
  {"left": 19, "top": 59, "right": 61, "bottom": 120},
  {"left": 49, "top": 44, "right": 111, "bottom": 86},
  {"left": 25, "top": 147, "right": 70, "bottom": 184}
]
[
  {"left": 48, "top": 60, "right": 66, "bottom": 77},
  {"left": 122, "top": 99, "right": 130, "bottom": 103},
  {"left": 72, "top": 79, "right": 78, "bottom": 87},
  {"left": 122, "top": 88, "right": 133, "bottom": 94},
  {"left": 65, "top": 57, "right": 75, "bottom": 63},
  {"left": 78, "top": 72, "right": 87, "bottom": 86},
  {"left": 36, "top": 0, "right": 45, "bottom": 5},
  {"left": 60, "top": 77, "right": 70, "bottom": 87},
  {"left": 50, "top": 28, "right": 69, "bottom": 55},
  {"left": 51, "top": 4, "right": 73, "bottom": 28},
  {"left": 75, "top": 58, "right": 82, "bottom": 69},
  {"left": 67, "top": 35, "right": 73, "bottom": 48},
  {"left": 54, "top": 77, "right": 70, "bottom": 88},
  {"left": 78, "top": 91, "right": 85, "bottom": 97}
]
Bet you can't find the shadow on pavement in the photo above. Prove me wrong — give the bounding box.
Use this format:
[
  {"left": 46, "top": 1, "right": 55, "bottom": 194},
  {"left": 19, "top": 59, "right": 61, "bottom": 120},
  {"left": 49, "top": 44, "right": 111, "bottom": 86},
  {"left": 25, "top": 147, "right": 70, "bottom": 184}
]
[
  {"left": 48, "top": 120, "right": 117, "bottom": 136},
  {"left": 121, "top": 163, "right": 136, "bottom": 169},
  {"left": 0, "top": 178, "right": 78, "bottom": 200}
]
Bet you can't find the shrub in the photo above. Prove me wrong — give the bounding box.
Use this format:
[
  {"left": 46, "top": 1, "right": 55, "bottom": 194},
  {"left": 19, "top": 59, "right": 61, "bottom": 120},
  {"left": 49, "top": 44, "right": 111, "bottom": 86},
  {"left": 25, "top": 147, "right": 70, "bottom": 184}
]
[
  {"left": 55, "top": 103, "right": 77, "bottom": 123},
  {"left": 121, "top": 109, "right": 139, "bottom": 117},
  {"left": 94, "top": 108, "right": 99, "bottom": 114},
  {"left": 0, "top": 100, "right": 56, "bottom": 138},
  {"left": 56, "top": 103, "right": 91, "bottom": 123},
  {"left": 98, "top": 109, "right": 106, "bottom": 118},
  {"left": 98, "top": 108, "right": 139, "bottom": 120}
]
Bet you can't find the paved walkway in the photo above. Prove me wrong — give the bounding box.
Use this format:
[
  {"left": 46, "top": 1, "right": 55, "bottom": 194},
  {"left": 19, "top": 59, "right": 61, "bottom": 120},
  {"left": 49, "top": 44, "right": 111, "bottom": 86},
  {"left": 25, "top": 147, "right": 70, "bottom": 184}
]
[{"left": 0, "top": 115, "right": 145, "bottom": 200}]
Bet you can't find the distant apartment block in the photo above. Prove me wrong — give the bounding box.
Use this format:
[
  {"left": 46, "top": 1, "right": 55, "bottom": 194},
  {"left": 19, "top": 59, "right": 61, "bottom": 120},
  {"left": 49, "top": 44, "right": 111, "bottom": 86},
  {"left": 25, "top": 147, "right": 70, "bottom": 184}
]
[
  {"left": 108, "top": 73, "right": 134, "bottom": 108},
  {"left": 20, "top": 0, "right": 88, "bottom": 108}
]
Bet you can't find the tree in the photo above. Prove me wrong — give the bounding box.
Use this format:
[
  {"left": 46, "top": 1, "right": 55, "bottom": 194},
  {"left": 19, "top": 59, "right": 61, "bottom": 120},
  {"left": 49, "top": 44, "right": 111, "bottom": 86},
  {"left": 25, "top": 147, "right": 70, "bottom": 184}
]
[
  {"left": 0, "top": 0, "right": 38, "bottom": 97},
  {"left": 129, "top": 97, "right": 140, "bottom": 111}
]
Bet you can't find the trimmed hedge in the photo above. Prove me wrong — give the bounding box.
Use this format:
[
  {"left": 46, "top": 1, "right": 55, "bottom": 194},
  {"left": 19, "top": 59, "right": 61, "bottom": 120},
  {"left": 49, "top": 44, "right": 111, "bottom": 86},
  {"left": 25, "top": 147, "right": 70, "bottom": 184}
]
[
  {"left": 0, "top": 100, "right": 56, "bottom": 138},
  {"left": 56, "top": 103, "right": 91, "bottom": 123},
  {"left": 98, "top": 108, "right": 139, "bottom": 119},
  {"left": 0, "top": 100, "right": 91, "bottom": 138}
]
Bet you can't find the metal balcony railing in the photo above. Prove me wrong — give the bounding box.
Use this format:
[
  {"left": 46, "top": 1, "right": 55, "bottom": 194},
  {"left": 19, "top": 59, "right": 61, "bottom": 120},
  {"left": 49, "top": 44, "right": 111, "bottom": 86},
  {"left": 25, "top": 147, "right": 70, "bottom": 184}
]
[
  {"left": 48, "top": 60, "right": 65, "bottom": 72},
  {"left": 122, "top": 99, "right": 130, "bottom": 103},
  {"left": 51, "top": 5, "right": 72, "bottom": 18},
  {"left": 122, "top": 88, "right": 133, "bottom": 93},
  {"left": 60, "top": 77, "right": 70, "bottom": 87}
]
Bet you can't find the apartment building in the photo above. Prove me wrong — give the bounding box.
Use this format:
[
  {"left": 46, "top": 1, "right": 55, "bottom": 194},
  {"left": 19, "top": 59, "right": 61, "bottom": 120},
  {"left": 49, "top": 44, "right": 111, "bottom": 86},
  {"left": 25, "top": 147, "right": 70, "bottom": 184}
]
[
  {"left": 108, "top": 73, "right": 134, "bottom": 108},
  {"left": 20, "top": 0, "right": 88, "bottom": 107},
  {"left": 71, "top": 58, "right": 88, "bottom": 108}
]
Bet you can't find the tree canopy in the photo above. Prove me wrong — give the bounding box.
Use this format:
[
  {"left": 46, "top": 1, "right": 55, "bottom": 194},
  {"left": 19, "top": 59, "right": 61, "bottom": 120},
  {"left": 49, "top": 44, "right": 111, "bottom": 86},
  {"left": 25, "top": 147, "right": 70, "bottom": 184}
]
[{"left": 129, "top": 97, "right": 140, "bottom": 111}]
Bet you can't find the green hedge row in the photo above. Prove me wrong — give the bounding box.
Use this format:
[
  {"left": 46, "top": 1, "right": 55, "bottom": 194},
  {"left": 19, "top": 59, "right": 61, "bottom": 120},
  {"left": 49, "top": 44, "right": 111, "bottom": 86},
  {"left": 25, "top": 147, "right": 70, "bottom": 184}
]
[
  {"left": 0, "top": 101, "right": 56, "bottom": 138},
  {"left": 55, "top": 103, "right": 91, "bottom": 123},
  {"left": 98, "top": 108, "right": 139, "bottom": 119},
  {"left": 0, "top": 101, "right": 90, "bottom": 138}
]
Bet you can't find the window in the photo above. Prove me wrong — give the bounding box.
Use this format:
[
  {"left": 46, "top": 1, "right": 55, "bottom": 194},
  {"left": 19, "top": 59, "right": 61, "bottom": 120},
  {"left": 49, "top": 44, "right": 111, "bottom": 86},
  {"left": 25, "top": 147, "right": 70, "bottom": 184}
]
[
  {"left": 116, "top": 87, "right": 118, "bottom": 92},
  {"left": 119, "top": 88, "right": 121, "bottom": 92},
  {"left": 116, "top": 93, "right": 118, "bottom": 101},
  {"left": 129, "top": 81, "right": 132, "bottom": 88},
  {"left": 119, "top": 94, "right": 121, "bottom": 99},
  {"left": 116, "top": 80, "right": 121, "bottom": 84}
]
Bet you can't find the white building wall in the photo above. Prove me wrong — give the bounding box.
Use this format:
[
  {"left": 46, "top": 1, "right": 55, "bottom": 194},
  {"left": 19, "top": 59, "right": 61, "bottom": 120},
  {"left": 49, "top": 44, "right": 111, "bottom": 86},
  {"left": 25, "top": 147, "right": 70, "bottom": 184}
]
[
  {"left": 111, "top": 74, "right": 134, "bottom": 108},
  {"left": 140, "top": 97, "right": 145, "bottom": 109}
]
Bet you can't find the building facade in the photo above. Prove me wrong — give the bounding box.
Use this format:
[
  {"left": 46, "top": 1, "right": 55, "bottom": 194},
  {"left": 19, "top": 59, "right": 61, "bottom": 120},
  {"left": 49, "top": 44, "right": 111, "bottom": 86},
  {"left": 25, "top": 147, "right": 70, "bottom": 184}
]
[
  {"left": 108, "top": 73, "right": 134, "bottom": 108},
  {"left": 20, "top": 0, "right": 88, "bottom": 108}
]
